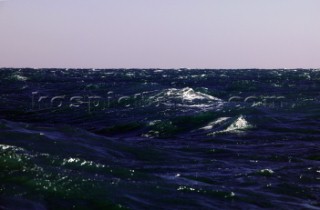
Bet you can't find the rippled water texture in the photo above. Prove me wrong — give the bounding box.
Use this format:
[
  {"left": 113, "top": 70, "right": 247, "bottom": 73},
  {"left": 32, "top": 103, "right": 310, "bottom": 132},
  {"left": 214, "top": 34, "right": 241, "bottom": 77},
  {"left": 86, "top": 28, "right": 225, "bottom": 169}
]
[{"left": 0, "top": 69, "right": 320, "bottom": 209}]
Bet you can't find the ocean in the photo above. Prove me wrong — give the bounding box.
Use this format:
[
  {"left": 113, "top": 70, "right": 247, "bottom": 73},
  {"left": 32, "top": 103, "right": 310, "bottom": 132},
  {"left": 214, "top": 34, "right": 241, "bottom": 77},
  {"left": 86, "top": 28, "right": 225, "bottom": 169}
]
[{"left": 0, "top": 69, "right": 319, "bottom": 209}]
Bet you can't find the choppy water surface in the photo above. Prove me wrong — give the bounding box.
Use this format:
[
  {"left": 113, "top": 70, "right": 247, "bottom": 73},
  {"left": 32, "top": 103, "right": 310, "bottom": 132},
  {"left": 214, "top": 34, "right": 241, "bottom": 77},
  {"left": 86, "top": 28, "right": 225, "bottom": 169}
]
[{"left": 0, "top": 69, "right": 320, "bottom": 209}]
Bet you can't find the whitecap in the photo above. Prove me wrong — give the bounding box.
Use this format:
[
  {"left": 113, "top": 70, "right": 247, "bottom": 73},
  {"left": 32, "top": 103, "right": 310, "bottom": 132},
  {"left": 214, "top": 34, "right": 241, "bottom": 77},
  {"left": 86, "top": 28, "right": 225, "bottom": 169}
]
[
  {"left": 208, "top": 115, "right": 253, "bottom": 135},
  {"left": 156, "top": 87, "right": 221, "bottom": 102},
  {"left": 200, "top": 117, "right": 230, "bottom": 130},
  {"left": 225, "top": 115, "right": 251, "bottom": 132},
  {"left": 148, "top": 87, "right": 223, "bottom": 113}
]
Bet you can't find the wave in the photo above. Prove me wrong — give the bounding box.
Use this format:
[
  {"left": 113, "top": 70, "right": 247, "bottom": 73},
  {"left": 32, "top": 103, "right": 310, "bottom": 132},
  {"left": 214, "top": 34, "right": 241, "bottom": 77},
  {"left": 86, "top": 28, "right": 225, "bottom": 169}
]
[
  {"left": 195, "top": 115, "right": 253, "bottom": 136},
  {"left": 223, "top": 115, "right": 253, "bottom": 133},
  {"left": 152, "top": 87, "right": 221, "bottom": 102},
  {"left": 147, "top": 87, "right": 224, "bottom": 113}
]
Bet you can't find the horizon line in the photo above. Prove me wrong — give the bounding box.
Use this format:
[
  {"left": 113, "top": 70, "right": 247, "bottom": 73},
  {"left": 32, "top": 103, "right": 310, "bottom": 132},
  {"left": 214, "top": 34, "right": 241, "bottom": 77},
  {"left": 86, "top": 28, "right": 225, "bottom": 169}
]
[{"left": 1, "top": 67, "right": 319, "bottom": 70}]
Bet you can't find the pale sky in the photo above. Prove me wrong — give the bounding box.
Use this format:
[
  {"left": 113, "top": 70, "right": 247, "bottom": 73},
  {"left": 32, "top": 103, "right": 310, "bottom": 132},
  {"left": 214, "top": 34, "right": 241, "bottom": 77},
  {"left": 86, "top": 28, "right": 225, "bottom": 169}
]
[{"left": 0, "top": 0, "right": 320, "bottom": 69}]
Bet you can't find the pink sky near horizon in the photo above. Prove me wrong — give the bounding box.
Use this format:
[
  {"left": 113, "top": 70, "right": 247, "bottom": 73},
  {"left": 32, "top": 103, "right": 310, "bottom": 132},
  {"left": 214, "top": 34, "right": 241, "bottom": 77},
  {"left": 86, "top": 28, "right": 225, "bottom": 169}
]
[{"left": 0, "top": 0, "right": 320, "bottom": 69}]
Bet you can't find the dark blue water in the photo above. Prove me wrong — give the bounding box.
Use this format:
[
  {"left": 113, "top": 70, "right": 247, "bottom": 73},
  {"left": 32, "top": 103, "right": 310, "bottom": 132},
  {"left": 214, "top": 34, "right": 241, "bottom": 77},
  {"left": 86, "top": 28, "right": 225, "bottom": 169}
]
[{"left": 0, "top": 69, "right": 320, "bottom": 209}]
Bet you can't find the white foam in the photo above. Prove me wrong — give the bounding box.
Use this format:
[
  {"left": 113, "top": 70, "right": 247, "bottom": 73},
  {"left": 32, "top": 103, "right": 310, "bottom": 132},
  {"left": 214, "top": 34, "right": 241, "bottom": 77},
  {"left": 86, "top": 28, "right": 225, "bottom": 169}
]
[
  {"left": 260, "top": 169, "right": 275, "bottom": 174},
  {"left": 200, "top": 117, "right": 230, "bottom": 130},
  {"left": 13, "top": 74, "right": 28, "bottom": 81},
  {"left": 225, "top": 116, "right": 251, "bottom": 132},
  {"left": 208, "top": 115, "right": 252, "bottom": 135},
  {"left": 164, "top": 87, "right": 220, "bottom": 102},
  {"left": 0, "top": 144, "right": 14, "bottom": 150},
  {"left": 62, "top": 157, "right": 105, "bottom": 168}
]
